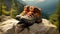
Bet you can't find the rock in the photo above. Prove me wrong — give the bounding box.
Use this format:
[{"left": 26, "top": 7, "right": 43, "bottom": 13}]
[
  {"left": 0, "top": 19, "right": 19, "bottom": 34},
  {"left": 0, "top": 15, "right": 12, "bottom": 22},
  {"left": 0, "top": 18, "right": 58, "bottom": 34}
]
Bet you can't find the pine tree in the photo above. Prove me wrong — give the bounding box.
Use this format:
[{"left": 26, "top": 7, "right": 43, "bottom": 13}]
[
  {"left": 0, "top": 0, "right": 2, "bottom": 16},
  {"left": 10, "top": 0, "right": 18, "bottom": 18},
  {"left": 1, "top": 0, "right": 9, "bottom": 15},
  {"left": 49, "top": 0, "right": 60, "bottom": 28}
]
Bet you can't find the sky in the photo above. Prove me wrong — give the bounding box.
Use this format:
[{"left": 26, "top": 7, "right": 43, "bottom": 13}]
[{"left": 22, "top": 0, "right": 45, "bottom": 2}]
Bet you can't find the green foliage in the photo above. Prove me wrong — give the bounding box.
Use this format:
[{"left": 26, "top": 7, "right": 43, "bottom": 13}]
[
  {"left": 0, "top": 4, "right": 1, "bottom": 15},
  {"left": 49, "top": 1, "right": 60, "bottom": 27},
  {"left": 2, "top": 5, "right": 10, "bottom": 15},
  {"left": 49, "top": 13, "right": 59, "bottom": 26},
  {"left": 1, "top": 0, "right": 22, "bottom": 18}
]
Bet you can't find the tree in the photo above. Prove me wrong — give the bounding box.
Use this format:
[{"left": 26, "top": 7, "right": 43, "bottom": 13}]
[
  {"left": 1, "top": 0, "right": 10, "bottom": 15},
  {"left": 10, "top": 0, "right": 18, "bottom": 18},
  {"left": 49, "top": 0, "right": 60, "bottom": 31},
  {"left": 0, "top": 0, "right": 2, "bottom": 16}
]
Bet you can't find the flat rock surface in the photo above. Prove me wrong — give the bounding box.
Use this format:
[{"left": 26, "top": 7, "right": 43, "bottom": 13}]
[
  {"left": 0, "top": 19, "right": 58, "bottom": 34},
  {"left": 0, "top": 19, "right": 19, "bottom": 34}
]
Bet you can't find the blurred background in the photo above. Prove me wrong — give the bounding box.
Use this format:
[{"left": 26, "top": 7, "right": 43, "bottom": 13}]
[{"left": 0, "top": 0, "right": 60, "bottom": 32}]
